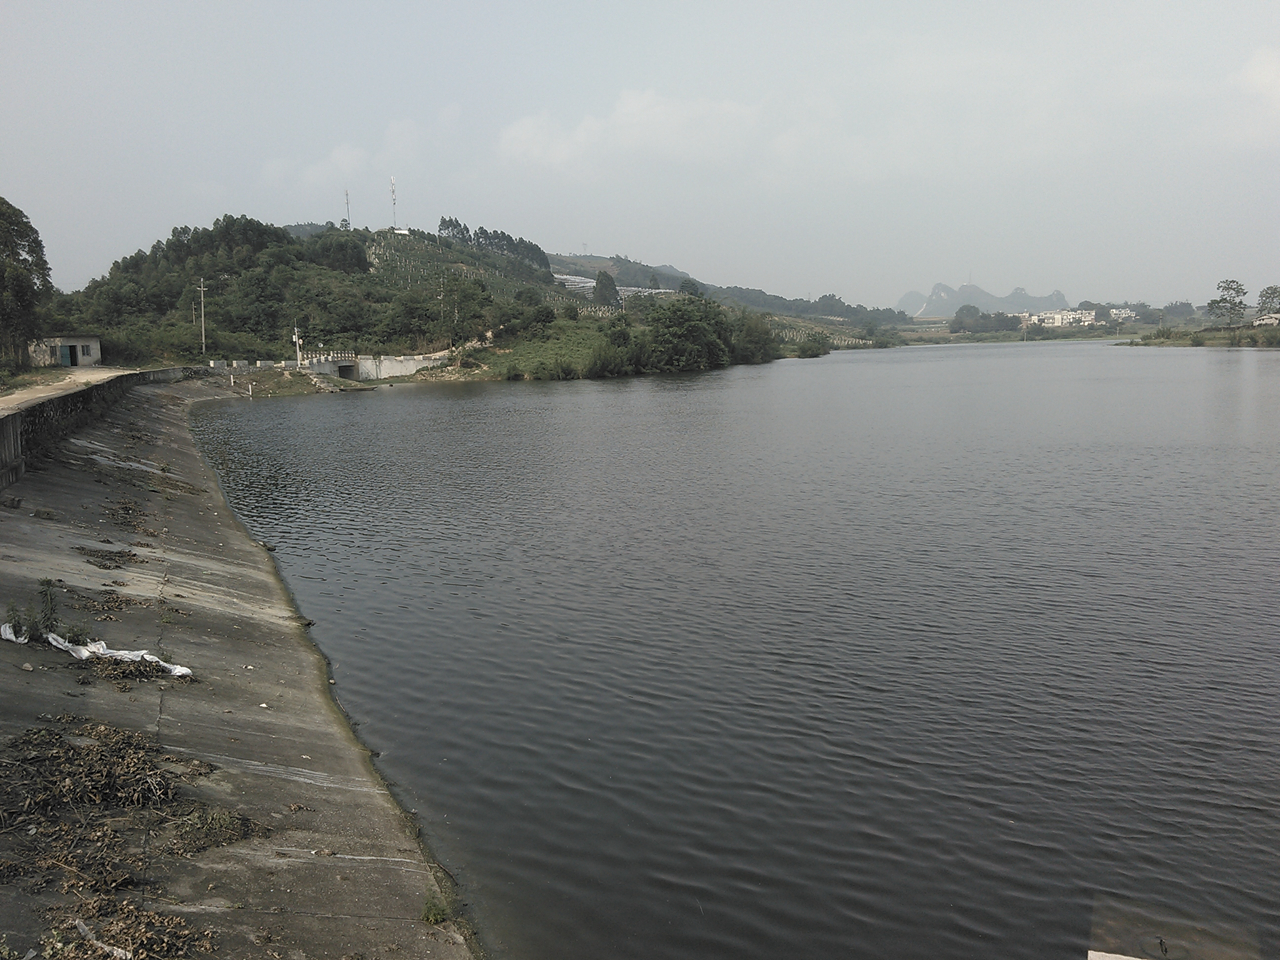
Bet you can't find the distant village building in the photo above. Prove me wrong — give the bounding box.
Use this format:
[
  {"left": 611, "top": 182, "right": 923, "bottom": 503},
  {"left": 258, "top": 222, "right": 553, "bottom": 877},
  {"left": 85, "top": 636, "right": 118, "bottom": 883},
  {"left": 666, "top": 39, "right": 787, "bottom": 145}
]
[
  {"left": 1253, "top": 314, "right": 1280, "bottom": 326},
  {"left": 29, "top": 336, "right": 102, "bottom": 368},
  {"left": 1027, "top": 307, "right": 1133, "bottom": 327},
  {"left": 1033, "top": 309, "right": 1095, "bottom": 327}
]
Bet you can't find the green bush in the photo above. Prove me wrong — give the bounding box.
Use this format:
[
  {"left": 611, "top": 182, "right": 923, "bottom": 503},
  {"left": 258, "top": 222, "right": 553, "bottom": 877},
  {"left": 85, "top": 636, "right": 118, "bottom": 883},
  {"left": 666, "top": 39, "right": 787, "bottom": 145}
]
[
  {"left": 583, "top": 341, "right": 630, "bottom": 378},
  {"left": 531, "top": 356, "right": 579, "bottom": 380},
  {"left": 796, "top": 333, "right": 831, "bottom": 358}
]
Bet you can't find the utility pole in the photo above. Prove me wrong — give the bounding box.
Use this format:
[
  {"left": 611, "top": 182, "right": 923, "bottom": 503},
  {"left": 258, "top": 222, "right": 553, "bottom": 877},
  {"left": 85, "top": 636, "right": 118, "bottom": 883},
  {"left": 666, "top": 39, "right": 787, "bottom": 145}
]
[
  {"left": 197, "top": 278, "right": 207, "bottom": 354},
  {"left": 293, "top": 325, "right": 303, "bottom": 366}
]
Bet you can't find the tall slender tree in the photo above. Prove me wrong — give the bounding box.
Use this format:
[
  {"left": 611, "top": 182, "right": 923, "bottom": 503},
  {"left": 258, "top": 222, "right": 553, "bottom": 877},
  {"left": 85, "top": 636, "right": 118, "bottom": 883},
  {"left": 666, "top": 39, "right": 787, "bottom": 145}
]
[
  {"left": 593, "top": 270, "right": 619, "bottom": 306},
  {"left": 1207, "top": 279, "right": 1248, "bottom": 325},
  {"left": 0, "top": 197, "right": 52, "bottom": 364}
]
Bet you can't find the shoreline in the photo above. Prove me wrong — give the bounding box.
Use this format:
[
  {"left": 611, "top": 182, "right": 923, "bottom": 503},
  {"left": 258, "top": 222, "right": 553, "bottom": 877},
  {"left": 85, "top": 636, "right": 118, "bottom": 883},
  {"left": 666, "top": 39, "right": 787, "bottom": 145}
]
[{"left": 0, "top": 374, "right": 477, "bottom": 959}]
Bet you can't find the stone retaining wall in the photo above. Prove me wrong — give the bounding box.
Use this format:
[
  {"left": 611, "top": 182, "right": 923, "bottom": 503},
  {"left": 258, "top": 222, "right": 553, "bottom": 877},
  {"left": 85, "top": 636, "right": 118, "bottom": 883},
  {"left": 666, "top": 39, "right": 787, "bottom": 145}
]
[{"left": 0, "top": 367, "right": 198, "bottom": 492}]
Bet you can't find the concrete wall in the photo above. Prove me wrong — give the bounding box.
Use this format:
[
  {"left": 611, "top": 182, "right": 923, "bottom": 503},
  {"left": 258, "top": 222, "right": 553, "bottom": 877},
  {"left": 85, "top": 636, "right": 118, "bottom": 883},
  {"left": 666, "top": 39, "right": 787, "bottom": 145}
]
[
  {"left": 355, "top": 354, "right": 449, "bottom": 380},
  {"left": 0, "top": 413, "right": 21, "bottom": 490},
  {"left": 304, "top": 353, "right": 447, "bottom": 381},
  {"left": 1, "top": 367, "right": 195, "bottom": 492}
]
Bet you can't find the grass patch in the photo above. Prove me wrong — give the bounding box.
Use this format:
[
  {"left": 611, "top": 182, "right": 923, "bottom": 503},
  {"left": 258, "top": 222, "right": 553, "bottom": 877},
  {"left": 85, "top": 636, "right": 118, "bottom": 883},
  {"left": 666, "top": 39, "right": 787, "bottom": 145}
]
[
  {"left": 490, "top": 318, "right": 609, "bottom": 380},
  {"left": 421, "top": 896, "right": 452, "bottom": 925},
  {"left": 216, "top": 366, "right": 326, "bottom": 397},
  {"left": 0, "top": 366, "right": 77, "bottom": 399}
]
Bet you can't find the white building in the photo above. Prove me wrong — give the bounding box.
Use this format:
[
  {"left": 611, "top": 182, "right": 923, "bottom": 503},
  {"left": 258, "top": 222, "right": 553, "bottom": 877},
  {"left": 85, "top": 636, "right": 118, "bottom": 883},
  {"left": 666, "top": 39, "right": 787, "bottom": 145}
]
[{"left": 29, "top": 336, "right": 102, "bottom": 368}]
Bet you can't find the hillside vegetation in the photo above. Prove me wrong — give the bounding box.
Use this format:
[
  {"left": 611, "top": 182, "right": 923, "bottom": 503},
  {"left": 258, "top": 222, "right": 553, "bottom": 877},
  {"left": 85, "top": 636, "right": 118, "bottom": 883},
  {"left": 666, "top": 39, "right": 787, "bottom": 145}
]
[{"left": 47, "top": 215, "right": 895, "bottom": 379}]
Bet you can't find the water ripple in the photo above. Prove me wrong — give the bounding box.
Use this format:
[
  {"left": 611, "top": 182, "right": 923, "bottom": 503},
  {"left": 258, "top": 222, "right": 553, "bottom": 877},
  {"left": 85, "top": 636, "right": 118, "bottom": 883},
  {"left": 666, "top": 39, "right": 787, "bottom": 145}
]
[{"left": 192, "top": 344, "right": 1280, "bottom": 960}]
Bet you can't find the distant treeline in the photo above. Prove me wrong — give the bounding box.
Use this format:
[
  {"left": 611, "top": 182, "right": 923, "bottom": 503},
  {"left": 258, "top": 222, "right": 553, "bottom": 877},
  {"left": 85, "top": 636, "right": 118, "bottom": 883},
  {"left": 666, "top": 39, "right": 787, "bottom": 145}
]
[
  {"left": 437, "top": 217, "right": 551, "bottom": 273},
  {"left": 713, "top": 287, "right": 910, "bottom": 327}
]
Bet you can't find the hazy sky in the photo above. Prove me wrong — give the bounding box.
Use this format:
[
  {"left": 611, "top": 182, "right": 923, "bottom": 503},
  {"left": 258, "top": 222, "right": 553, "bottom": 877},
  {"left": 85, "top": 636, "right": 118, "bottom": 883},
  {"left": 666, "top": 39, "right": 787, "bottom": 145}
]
[{"left": 4, "top": 1, "right": 1278, "bottom": 307}]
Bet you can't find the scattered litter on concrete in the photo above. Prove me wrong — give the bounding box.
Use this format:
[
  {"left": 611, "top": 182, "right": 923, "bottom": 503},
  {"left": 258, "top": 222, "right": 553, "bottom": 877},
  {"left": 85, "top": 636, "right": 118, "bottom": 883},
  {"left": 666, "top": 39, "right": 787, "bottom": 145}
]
[
  {"left": 1, "top": 623, "right": 192, "bottom": 677},
  {"left": 0, "top": 722, "right": 198, "bottom": 892},
  {"left": 75, "top": 918, "right": 133, "bottom": 960},
  {"left": 73, "top": 546, "right": 148, "bottom": 570},
  {"left": 49, "top": 897, "right": 217, "bottom": 959}
]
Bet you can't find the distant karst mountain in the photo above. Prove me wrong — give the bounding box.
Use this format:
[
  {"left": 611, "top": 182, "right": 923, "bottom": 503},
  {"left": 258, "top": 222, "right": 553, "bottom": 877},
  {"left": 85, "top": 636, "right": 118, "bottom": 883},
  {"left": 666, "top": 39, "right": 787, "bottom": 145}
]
[
  {"left": 898, "top": 284, "right": 1070, "bottom": 318},
  {"left": 896, "top": 291, "right": 928, "bottom": 316}
]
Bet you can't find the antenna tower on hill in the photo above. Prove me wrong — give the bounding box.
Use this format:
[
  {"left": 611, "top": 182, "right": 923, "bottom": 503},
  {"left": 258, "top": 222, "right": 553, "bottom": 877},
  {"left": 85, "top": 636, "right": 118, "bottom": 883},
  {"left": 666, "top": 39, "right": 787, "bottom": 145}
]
[
  {"left": 390, "top": 177, "right": 397, "bottom": 229},
  {"left": 345, "top": 189, "right": 351, "bottom": 227}
]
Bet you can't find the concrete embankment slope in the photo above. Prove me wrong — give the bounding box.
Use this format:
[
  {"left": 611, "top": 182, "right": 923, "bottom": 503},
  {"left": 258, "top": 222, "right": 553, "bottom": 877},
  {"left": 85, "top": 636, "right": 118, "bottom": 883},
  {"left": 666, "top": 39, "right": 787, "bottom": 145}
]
[{"left": 0, "top": 376, "right": 476, "bottom": 959}]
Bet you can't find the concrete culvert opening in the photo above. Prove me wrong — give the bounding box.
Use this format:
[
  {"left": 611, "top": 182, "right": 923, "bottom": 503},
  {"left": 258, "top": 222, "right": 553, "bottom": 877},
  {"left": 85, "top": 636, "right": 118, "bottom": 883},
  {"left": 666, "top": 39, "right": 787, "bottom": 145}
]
[{"left": 337, "top": 363, "right": 357, "bottom": 380}]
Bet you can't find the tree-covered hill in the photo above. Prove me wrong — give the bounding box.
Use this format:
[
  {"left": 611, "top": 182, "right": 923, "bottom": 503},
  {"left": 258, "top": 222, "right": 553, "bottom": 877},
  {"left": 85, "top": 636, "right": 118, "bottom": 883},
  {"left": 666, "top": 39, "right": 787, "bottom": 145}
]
[
  {"left": 51, "top": 215, "right": 563, "bottom": 363},
  {"left": 43, "top": 212, "right": 896, "bottom": 380}
]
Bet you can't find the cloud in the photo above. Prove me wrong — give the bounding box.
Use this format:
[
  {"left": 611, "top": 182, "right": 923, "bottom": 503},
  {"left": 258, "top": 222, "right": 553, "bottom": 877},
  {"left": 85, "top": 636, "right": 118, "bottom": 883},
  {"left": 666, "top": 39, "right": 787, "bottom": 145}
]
[
  {"left": 499, "top": 90, "right": 759, "bottom": 172},
  {"left": 375, "top": 118, "right": 427, "bottom": 171},
  {"left": 291, "top": 120, "right": 427, "bottom": 193},
  {"left": 300, "top": 142, "right": 372, "bottom": 189},
  {"left": 496, "top": 51, "right": 1110, "bottom": 194},
  {"left": 1238, "top": 48, "right": 1280, "bottom": 110}
]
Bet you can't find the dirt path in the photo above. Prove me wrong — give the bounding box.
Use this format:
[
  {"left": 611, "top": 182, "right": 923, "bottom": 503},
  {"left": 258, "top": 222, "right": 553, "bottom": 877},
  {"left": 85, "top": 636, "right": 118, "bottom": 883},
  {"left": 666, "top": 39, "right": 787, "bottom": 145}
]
[{"left": 0, "top": 366, "right": 137, "bottom": 416}]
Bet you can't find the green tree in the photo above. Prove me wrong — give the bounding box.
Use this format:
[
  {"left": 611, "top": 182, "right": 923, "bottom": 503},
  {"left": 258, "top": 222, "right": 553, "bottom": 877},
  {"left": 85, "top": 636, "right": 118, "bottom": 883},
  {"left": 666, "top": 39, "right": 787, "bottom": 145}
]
[
  {"left": 441, "top": 276, "right": 492, "bottom": 349},
  {"left": 678, "top": 277, "right": 703, "bottom": 297},
  {"left": 796, "top": 332, "right": 831, "bottom": 358},
  {"left": 0, "top": 197, "right": 53, "bottom": 364},
  {"left": 648, "top": 297, "right": 731, "bottom": 371},
  {"left": 1256, "top": 285, "right": 1280, "bottom": 316},
  {"left": 950, "top": 304, "right": 980, "bottom": 333},
  {"left": 1207, "top": 279, "right": 1247, "bottom": 325},
  {"left": 730, "top": 310, "right": 781, "bottom": 364},
  {"left": 593, "top": 270, "right": 619, "bottom": 306}
]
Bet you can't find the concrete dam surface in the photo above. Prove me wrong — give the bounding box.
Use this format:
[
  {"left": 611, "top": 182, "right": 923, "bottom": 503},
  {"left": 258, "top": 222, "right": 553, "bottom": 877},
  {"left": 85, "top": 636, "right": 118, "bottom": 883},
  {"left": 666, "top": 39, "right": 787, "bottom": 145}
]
[{"left": 0, "top": 373, "right": 475, "bottom": 959}]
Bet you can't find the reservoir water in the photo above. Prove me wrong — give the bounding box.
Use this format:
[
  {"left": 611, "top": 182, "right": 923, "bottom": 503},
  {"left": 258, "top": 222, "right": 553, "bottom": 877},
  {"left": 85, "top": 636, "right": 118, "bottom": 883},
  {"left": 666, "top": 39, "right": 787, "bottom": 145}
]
[{"left": 190, "top": 342, "right": 1280, "bottom": 959}]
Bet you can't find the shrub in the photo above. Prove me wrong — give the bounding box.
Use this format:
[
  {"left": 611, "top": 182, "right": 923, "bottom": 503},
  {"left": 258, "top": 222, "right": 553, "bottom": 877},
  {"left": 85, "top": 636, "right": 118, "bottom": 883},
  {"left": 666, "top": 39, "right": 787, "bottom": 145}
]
[
  {"left": 531, "top": 357, "right": 579, "bottom": 380},
  {"left": 796, "top": 333, "right": 831, "bottom": 358},
  {"left": 38, "top": 578, "right": 57, "bottom": 633},
  {"left": 583, "top": 341, "right": 629, "bottom": 378}
]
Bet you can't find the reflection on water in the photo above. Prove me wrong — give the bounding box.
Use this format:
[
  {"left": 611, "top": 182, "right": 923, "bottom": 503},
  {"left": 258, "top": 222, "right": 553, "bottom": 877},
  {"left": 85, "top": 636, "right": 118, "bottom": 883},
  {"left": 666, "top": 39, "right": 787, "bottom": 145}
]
[{"left": 192, "top": 342, "right": 1280, "bottom": 960}]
